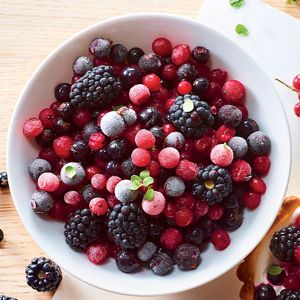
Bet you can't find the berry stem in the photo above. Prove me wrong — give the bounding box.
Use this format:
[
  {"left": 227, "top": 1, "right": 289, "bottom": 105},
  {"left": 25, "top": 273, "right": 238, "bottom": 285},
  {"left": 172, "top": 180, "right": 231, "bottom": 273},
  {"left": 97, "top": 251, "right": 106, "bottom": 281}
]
[{"left": 275, "top": 78, "right": 298, "bottom": 93}]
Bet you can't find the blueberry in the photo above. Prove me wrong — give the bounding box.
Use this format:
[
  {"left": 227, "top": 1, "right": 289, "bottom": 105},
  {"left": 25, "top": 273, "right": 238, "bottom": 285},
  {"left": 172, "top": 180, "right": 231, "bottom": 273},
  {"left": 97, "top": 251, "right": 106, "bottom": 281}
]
[
  {"left": 31, "top": 191, "right": 54, "bottom": 213},
  {"left": 138, "top": 53, "right": 162, "bottom": 74},
  {"left": 138, "top": 107, "right": 163, "bottom": 128},
  {"left": 107, "top": 139, "right": 131, "bottom": 161},
  {"left": 228, "top": 136, "right": 248, "bottom": 158},
  {"left": 176, "top": 63, "right": 198, "bottom": 82},
  {"left": 114, "top": 180, "right": 138, "bottom": 203},
  {"left": 36, "top": 129, "right": 55, "bottom": 148},
  {"left": 0, "top": 172, "right": 8, "bottom": 188},
  {"left": 165, "top": 132, "right": 185, "bottom": 150},
  {"left": 164, "top": 176, "right": 185, "bottom": 197},
  {"left": 110, "top": 44, "right": 128, "bottom": 64},
  {"left": 220, "top": 208, "right": 243, "bottom": 231},
  {"left": 173, "top": 243, "right": 201, "bottom": 271},
  {"left": 96, "top": 148, "right": 110, "bottom": 161},
  {"left": 117, "top": 107, "right": 137, "bottom": 126},
  {"left": 121, "top": 158, "right": 142, "bottom": 178},
  {"left": 89, "top": 38, "right": 112, "bottom": 58},
  {"left": 138, "top": 242, "right": 157, "bottom": 262},
  {"left": 236, "top": 118, "right": 259, "bottom": 138},
  {"left": 106, "top": 160, "right": 122, "bottom": 176},
  {"left": 60, "top": 162, "right": 86, "bottom": 186},
  {"left": 28, "top": 158, "right": 52, "bottom": 182},
  {"left": 82, "top": 185, "right": 101, "bottom": 203},
  {"left": 184, "top": 226, "right": 205, "bottom": 245},
  {"left": 100, "top": 111, "right": 126, "bottom": 138},
  {"left": 54, "top": 83, "right": 71, "bottom": 102},
  {"left": 254, "top": 284, "right": 276, "bottom": 300},
  {"left": 247, "top": 131, "right": 271, "bottom": 155},
  {"left": 57, "top": 102, "right": 74, "bottom": 121},
  {"left": 193, "top": 77, "right": 210, "bottom": 95},
  {"left": 149, "top": 126, "right": 166, "bottom": 148},
  {"left": 71, "top": 140, "right": 90, "bottom": 162},
  {"left": 82, "top": 121, "right": 100, "bottom": 141},
  {"left": 150, "top": 252, "right": 173, "bottom": 276},
  {"left": 218, "top": 105, "right": 242, "bottom": 128},
  {"left": 116, "top": 250, "right": 141, "bottom": 273},
  {"left": 72, "top": 56, "right": 94, "bottom": 75},
  {"left": 54, "top": 117, "right": 71, "bottom": 134},
  {"left": 120, "top": 66, "right": 143, "bottom": 88},
  {"left": 128, "top": 47, "right": 145, "bottom": 64},
  {"left": 192, "top": 46, "right": 210, "bottom": 64}
]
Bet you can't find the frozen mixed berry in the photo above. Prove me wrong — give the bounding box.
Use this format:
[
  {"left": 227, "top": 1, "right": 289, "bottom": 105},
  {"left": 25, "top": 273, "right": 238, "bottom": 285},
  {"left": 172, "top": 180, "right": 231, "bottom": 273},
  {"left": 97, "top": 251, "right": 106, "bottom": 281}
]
[
  {"left": 210, "top": 143, "right": 234, "bottom": 167},
  {"left": 107, "top": 138, "right": 131, "bottom": 161},
  {"left": 254, "top": 284, "right": 276, "bottom": 300},
  {"left": 60, "top": 162, "right": 85, "bottom": 186},
  {"left": 89, "top": 38, "right": 112, "bottom": 58},
  {"left": 88, "top": 132, "right": 106, "bottom": 150},
  {"left": 35, "top": 128, "right": 55, "bottom": 147},
  {"left": 110, "top": 44, "right": 128, "bottom": 64},
  {"left": 106, "top": 160, "right": 122, "bottom": 176},
  {"left": 128, "top": 47, "right": 145, "bottom": 64},
  {"left": 31, "top": 191, "right": 55, "bottom": 213},
  {"left": 54, "top": 117, "right": 71, "bottom": 135},
  {"left": 150, "top": 252, "right": 173, "bottom": 276},
  {"left": 138, "top": 106, "right": 163, "bottom": 128},
  {"left": 120, "top": 65, "right": 143, "bottom": 88},
  {"left": 89, "top": 197, "right": 108, "bottom": 216},
  {"left": 53, "top": 136, "right": 73, "bottom": 158},
  {"left": 37, "top": 172, "right": 60, "bottom": 192},
  {"left": 152, "top": 37, "right": 172, "bottom": 57},
  {"left": 91, "top": 174, "right": 107, "bottom": 190},
  {"left": 55, "top": 83, "right": 71, "bottom": 102},
  {"left": 222, "top": 80, "right": 245, "bottom": 104},
  {"left": 249, "top": 177, "right": 266, "bottom": 194},
  {"left": 207, "top": 204, "right": 224, "bottom": 221},
  {"left": 82, "top": 185, "right": 101, "bottom": 203},
  {"left": 172, "top": 44, "right": 191, "bottom": 66},
  {"left": 227, "top": 136, "right": 248, "bottom": 158},
  {"left": 175, "top": 208, "right": 194, "bottom": 227},
  {"left": 158, "top": 147, "right": 180, "bottom": 169},
  {"left": 216, "top": 125, "right": 235, "bottom": 143},
  {"left": 138, "top": 242, "right": 157, "bottom": 262},
  {"left": 192, "top": 46, "right": 210, "bottom": 64},
  {"left": 247, "top": 131, "right": 271, "bottom": 156},
  {"left": 176, "top": 159, "right": 199, "bottom": 181},
  {"left": 177, "top": 80, "right": 192, "bottom": 95},
  {"left": 174, "top": 243, "right": 201, "bottom": 271},
  {"left": 192, "top": 77, "right": 210, "bottom": 95},
  {"left": 117, "top": 106, "right": 137, "bottom": 126},
  {"left": 211, "top": 229, "right": 231, "bottom": 250},
  {"left": 71, "top": 140, "right": 90, "bottom": 162},
  {"left": 131, "top": 148, "right": 151, "bottom": 167},
  {"left": 114, "top": 179, "right": 139, "bottom": 203},
  {"left": 253, "top": 155, "right": 271, "bottom": 176},
  {"left": 135, "top": 129, "right": 156, "bottom": 149},
  {"left": 143, "top": 74, "right": 161, "bottom": 92},
  {"left": 121, "top": 158, "right": 142, "bottom": 178},
  {"left": 149, "top": 126, "right": 165, "bottom": 148},
  {"left": 106, "top": 176, "right": 121, "bottom": 193},
  {"left": 72, "top": 56, "right": 94, "bottom": 75},
  {"left": 236, "top": 118, "right": 259, "bottom": 138},
  {"left": 242, "top": 192, "right": 261, "bottom": 210},
  {"left": 64, "top": 191, "right": 81, "bottom": 206},
  {"left": 229, "top": 159, "right": 252, "bottom": 182},
  {"left": 100, "top": 111, "right": 126, "bottom": 137},
  {"left": 87, "top": 243, "right": 108, "bottom": 265},
  {"left": 28, "top": 158, "right": 52, "bottom": 182},
  {"left": 142, "top": 191, "right": 166, "bottom": 215},
  {"left": 39, "top": 108, "right": 56, "bottom": 128},
  {"left": 129, "top": 84, "right": 150, "bottom": 106},
  {"left": 138, "top": 52, "right": 161, "bottom": 74},
  {"left": 162, "top": 64, "right": 177, "bottom": 80},
  {"left": 23, "top": 117, "right": 43, "bottom": 137},
  {"left": 164, "top": 176, "right": 186, "bottom": 197},
  {"left": 160, "top": 228, "right": 183, "bottom": 251},
  {"left": 164, "top": 132, "right": 185, "bottom": 150},
  {"left": 218, "top": 105, "right": 242, "bottom": 128},
  {"left": 184, "top": 226, "right": 205, "bottom": 245},
  {"left": 177, "top": 63, "right": 198, "bottom": 82},
  {"left": 116, "top": 250, "right": 141, "bottom": 273}
]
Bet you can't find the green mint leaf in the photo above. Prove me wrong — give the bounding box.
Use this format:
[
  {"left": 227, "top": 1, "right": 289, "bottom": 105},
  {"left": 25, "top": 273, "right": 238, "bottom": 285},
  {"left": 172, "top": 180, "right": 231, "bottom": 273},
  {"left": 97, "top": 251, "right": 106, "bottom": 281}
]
[
  {"left": 230, "top": 0, "right": 245, "bottom": 8},
  {"left": 112, "top": 105, "right": 123, "bottom": 111},
  {"left": 267, "top": 265, "right": 283, "bottom": 276},
  {"left": 65, "top": 165, "right": 76, "bottom": 178},
  {"left": 131, "top": 175, "right": 141, "bottom": 183},
  {"left": 140, "top": 170, "right": 150, "bottom": 180},
  {"left": 235, "top": 24, "right": 249, "bottom": 36},
  {"left": 130, "top": 181, "right": 142, "bottom": 191},
  {"left": 144, "top": 188, "right": 155, "bottom": 201},
  {"left": 143, "top": 177, "right": 154, "bottom": 187}
]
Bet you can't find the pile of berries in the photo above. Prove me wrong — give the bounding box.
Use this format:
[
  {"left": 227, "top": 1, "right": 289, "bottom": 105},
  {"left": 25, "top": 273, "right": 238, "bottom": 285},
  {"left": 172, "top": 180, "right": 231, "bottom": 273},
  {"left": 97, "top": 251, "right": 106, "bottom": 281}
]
[
  {"left": 23, "top": 36, "right": 271, "bottom": 276},
  {"left": 254, "top": 215, "right": 300, "bottom": 299}
]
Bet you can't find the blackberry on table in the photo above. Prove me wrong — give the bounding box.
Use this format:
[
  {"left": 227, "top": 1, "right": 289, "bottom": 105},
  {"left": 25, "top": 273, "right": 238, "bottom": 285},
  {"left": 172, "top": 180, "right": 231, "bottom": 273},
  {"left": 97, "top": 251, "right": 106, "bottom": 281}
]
[
  {"left": 277, "top": 289, "right": 300, "bottom": 300},
  {"left": 192, "top": 164, "right": 232, "bottom": 205},
  {"left": 0, "top": 296, "right": 17, "bottom": 300},
  {"left": 0, "top": 172, "right": 8, "bottom": 188},
  {"left": 270, "top": 225, "right": 300, "bottom": 262},
  {"left": 64, "top": 208, "right": 103, "bottom": 251},
  {"left": 108, "top": 203, "right": 148, "bottom": 249},
  {"left": 69, "top": 65, "right": 122, "bottom": 109},
  {"left": 168, "top": 94, "right": 214, "bottom": 139},
  {"left": 25, "top": 257, "right": 62, "bottom": 292}
]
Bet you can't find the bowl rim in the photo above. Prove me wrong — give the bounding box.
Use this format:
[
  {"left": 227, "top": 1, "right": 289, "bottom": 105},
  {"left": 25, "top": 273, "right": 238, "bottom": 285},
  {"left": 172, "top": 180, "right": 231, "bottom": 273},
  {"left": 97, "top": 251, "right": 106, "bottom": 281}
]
[{"left": 6, "top": 12, "right": 292, "bottom": 296}]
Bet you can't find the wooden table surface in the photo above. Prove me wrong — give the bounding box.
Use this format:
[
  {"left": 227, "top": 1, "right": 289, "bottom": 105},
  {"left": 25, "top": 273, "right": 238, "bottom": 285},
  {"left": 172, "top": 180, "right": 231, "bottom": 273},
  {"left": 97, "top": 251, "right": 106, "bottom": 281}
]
[{"left": 0, "top": 1, "right": 299, "bottom": 299}]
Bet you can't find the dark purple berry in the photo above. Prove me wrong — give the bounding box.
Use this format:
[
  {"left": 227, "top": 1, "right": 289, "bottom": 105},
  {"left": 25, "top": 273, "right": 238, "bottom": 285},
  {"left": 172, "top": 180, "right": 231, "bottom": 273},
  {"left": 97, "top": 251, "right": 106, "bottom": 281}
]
[
  {"left": 110, "top": 44, "right": 128, "bottom": 64},
  {"left": 185, "top": 226, "right": 205, "bottom": 245},
  {"left": 138, "top": 242, "right": 157, "bottom": 262},
  {"left": 82, "top": 121, "right": 100, "bottom": 142},
  {"left": 254, "top": 284, "right": 276, "bottom": 300},
  {"left": 173, "top": 243, "right": 201, "bottom": 271},
  {"left": 73, "top": 56, "right": 94, "bottom": 75},
  {"left": 128, "top": 47, "right": 145, "bottom": 64},
  {"left": 192, "top": 46, "right": 210, "bottom": 64},
  {"left": 176, "top": 63, "right": 198, "bottom": 82},
  {"left": 71, "top": 140, "right": 90, "bottom": 162},
  {"left": 120, "top": 66, "right": 143, "bottom": 88},
  {"left": 106, "top": 161, "right": 122, "bottom": 176},
  {"left": 149, "top": 126, "right": 165, "bottom": 148},
  {"left": 57, "top": 102, "right": 74, "bottom": 121},
  {"left": 96, "top": 148, "right": 110, "bottom": 161},
  {"left": 116, "top": 250, "right": 141, "bottom": 273},
  {"left": 150, "top": 252, "right": 173, "bottom": 276},
  {"left": 89, "top": 38, "right": 112, "bottom": 58},
  {"left": 55, "top": 83, "right": 71, "bottom": 102},
  {"left": 107, "top": 139, "right": 131, "bottom": 161},
  {"left": 138, "top": 107, "right": 163, "bottom": 128},
  {"left": 82, "top": 185, "right": 101, "bottom": 203},
  {"left": 36, "top": 129, "right": 55, "bottom": 147},
  {"left": 138, "top": 53, "right": 161, "bottom": 74},
  {"left": 193, "top": 77, "right": 210, "bottom": 94},
  {"left": 236, "top": 118, "right": 259, "bottom": 138},
  {"left": 217, "top": 105, "right": 242, "bottom": 128},
  {"left": 54, "top": 117, "right": 71, "bottom": 135}
]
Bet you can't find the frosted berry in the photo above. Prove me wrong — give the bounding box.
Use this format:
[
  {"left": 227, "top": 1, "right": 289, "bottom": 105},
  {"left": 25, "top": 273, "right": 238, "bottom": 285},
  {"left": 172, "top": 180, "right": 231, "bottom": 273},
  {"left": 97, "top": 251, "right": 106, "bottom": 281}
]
[
  {"left": 165, "top": 132, "right": 185, "bottom": 150},
  {"left": 227, "top": 136, "right": 248, "bottom": 158},
  {"left": 86, "top": 165, "right": 101, "bottom": 180},
  {"left": 207, "top": 204, "right": 224, "bottom": 221},
  {"left": 229, "top": 159, "right": 252, "bottom": 182},
  {"left": 176, "top": 159, "right": 199, "bottom": 181},
  {"left": 194, "top": 200, "right": 209, "bottom": 218},
  {"left": 28, "top": 158, "right": 52, "bottom": 182},
  {"left": 164, "top": 176, "right": 186, "bottom": 197},
  {"left": 171, "top": 44, "right": 191, "bottom": 66},
  {"left": 100, "top": 111, "right": 126, "bottom": 138},
  {"left": 175, "top": 194, "right": 196, "bottom": 209},
  {"left": 110, "top": 44, "right": 128, "bottom": 64},
  {"left": 91, "top": 174, "right": 107, "bottom": 190},
  {"left": 152, "top": 37, "right": 172, "bottom": 57},
  {"left": 249, "top": 177, "right": 266, "bottom": 194},
  {"left": 31, "top": 191, "right": 55, "bottom": 213},
  {"left": 88, "top": 132, "right": 106, "bottom": 150},
  {"left": 138, "top": 53, "right": 162, "bottom": 74},
  {"left": 222, "top": 80, "right": 245, "bottom": 104},
  {"left": 211, "top": 69, "right": 228, "bottom": 85},
  {"left": 73, "top": 56, "right": 93, "bottom": 75},
  {"left": 160, "top": 228, "right": 183, "bottom": 251},
  {"left": 89, "top": 38, "right": 112, "bottom": 58},
  {"left": 129, "top": 84, "right": 150, "bottom": 106},
  {"left": 135, "top": 129, "right": 156, "bottom": 149},
  {"left": 243, "top": 192, "right": 261, "bottom": 209},
  {"left": 158, "top": 147, "right": 180, "bottom": 169},
  {"left": 142, "top": 191, "right": 166, "bottom": 215},
  {"left": 53, "top": 136, "right": 73, "bottom": 158},
  {"left": 143, "top": 74, "right": 161, "bottom": 92},
  {"left": 89, "top": 197, "right": 108, "bottom": 216},
  {"left": 114, "top": 179, "right": 139, "bottom": 203},
  {"left": 106, "top": 176, "right": 121, "bottom": 193},
  {"left": 60, "top": 162, "right": 86, "bottom": 186},
  {"left": 192, "top": 46, "right": 210, "bottom": 64},
  {"left": 177, "top": 80, "right": 192, "bottom": 95},
  {"left": 64, "top": 191, "right": 81, "bottom": 206},
  {"left": 138, "top": 242, "right": 157, "bottom": 262},
  {"left": 37, "top": 172, "right": 60, "bottom": 192},
  {"left": 210, "top": 144, "right": 234, "bottom": 167},
  {"left": 87, "top": 243, "right": 108, "bottom": 264},
  {"left": 150, "top": 252, "right": 173, "bottom": 276},
  {"left": 131, "top": 148, "right": 151, "bottom": 167},
  {"left": 174, "top": 243, "right": 201, "bottom": 271},
  {"left": 247, "top": 131, "right": 271, "bottom": 156},
  {"left": 23, "top": 117, "right": 43, "bottom": 137},
  {"left": 218, "top": 105, "right": 242, "bottom": 128},
  {"left": 211, "top": 229, "right": 231, "bottom": 250},
  {"left": 253, "top": 156, "right": 271, "bottom": 176},
  {"left": 117, "top": 106, "right": 137, "bottom": 126}
]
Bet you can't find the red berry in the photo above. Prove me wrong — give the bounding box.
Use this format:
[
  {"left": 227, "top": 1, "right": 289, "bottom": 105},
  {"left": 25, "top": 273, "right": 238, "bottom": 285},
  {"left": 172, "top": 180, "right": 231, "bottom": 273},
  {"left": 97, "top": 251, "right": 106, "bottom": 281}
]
[
  {"left": 207, "top": 204, "right": 224, "bottom": 221},
  {"left": 39, "top": 108, "right": 56, "bottom": 128},
  {"left": 86, "top": 166, "right": 101, "bottom": 180},
  {"left": 164, "top": 98, "right": 176, "bottom": 111},
  {"left": 229, "top": 159, "right": 252, "bottom": 182},
  {"left": 107, "top": 195, "right": 120, "bottom": 208},
  {"left": 23, "top": 117, "right": 43, "bottom": 137},
  {"left": 294, "top": 246, "right": 300, "bottom": 263},
  {"left": 53, "top": 136, "right": 73, "bottom": 158},
  {"left": 37, "top": 172, "right": 60, "bottom": 192},
  {"left": 131, "top": 148, "right": 151, "bottom": 167},
  {"left": 253, "top": 156, "right": 271, "bottom": 176},
  {"left": 204, "top": 81, "right": 222, "bottom": 99},
  {"left": 194, "top": 137, "right": 213, "bottom": 156},
  {"left": 283, "top": 275, "right": 300, "bottom": 291},
  {"left": 50, "top": 101, "right": 60, "bottom": 111},
  {"left": 160, "top": 228, "right": 183, "bottom": 251},
  {"left": 150, "top": 148, "right": 159, "bottom": 161},
  {"left": 294, "top": 102, "right": 300, "bottom": 117},
  {"left": 295, "top": 216, "right": 300, "bottom": 229},
  {"left": 158, "top": 147, "right": 180, "bottom": 169},
  {"left": 72, "top": 75, "right": 81, "bottom": 83},
  {"left": 236, "top": 105, "right": 248, "bottom": 119},
  {"left": 293, "top": 74, "right": 300, "bottom": 91},
  {"left": 64, "top": 191, "right": 82, "bottom": 206},
  {"left": 86, "top": 243, "right": 108, "bottom": 265},
  {"left": 123, "top": 123, "right": 142, "bottom": 145},
  {"left": 177, "top": 80, "right": 192, "bottom": 95},
  {"left": 146, "top": 160, "right": 160, "bottom": 177},
  {"left": 211, "top": 229, "right": 231, "bottom": 250},
  {"left": 152, "top": 37, "right": 172, "bottom": 57},
  {"left": 143, "top": 74, "right": 161, "bottom": 92},
  {"left": 106, "top": 176, "right": 121, "bottom": 193},
  {"left": 171, "top": 44, "right": 191, "bottom": 66},
  {"left": 175, "top": 208, "right": 193, "bottom": 227},
  {"left": 152, "top": 87, "right": 170, "bottom": 102},
  {"left": 91, "top": 174, "right": 107, "bottom": 190},
  {"left": 242, "top": 192, "right": 261, "bottom": 210},
  {"left": 210, "top": 69, "right": 228, "bottom": 86},
  {"left": 88, "top": 132, "right": 106, "bottom": 150},
  {"left": 135, "top": 129, "right": 156, "bottom": 149},
  {"left": 248, "top": 177, "right": 266, "bottom": 194},
  {"left": 175, "top": 194, "right": 195, "bottom": 209},
  {"left": 49, "top": 201, "right": 67, "bottom": 221},
  {"left": 194, "top": 200, "right": 209, "bottom": 218},
  {"left": 215, "top": 125, "right": 235, "bottom": 142},
  {"left": 129, "top": 84, "right": 150, "bottom": 106},
  {"left": 39, "top": 148, "right": 59, "bottom": 166},
  {"left": 89, "top": 197, "right": 108, "bottom": 216},
  {"left": 161, "top": 64, "right": 177, "bottom": 81},
  {"left": 162, "top": 124, "right": 176, "bottom": 135},
  {"left": 163, "top": 202, "right": 177, "bottom": 219},
  {"left": 176, "top": 159, "right": 199, "bottom": 181},
  {"left": 196, "top": 64, "right": 211, "bottom": 79},
  {"left": 72, "top": 109, "right": 92, "bottom": 128},
  {"left": 222, "top": 80, "right": 246, "bottom": 104},
  {"left": 298, "top": 93, "right": 300, "bottom": 101}
]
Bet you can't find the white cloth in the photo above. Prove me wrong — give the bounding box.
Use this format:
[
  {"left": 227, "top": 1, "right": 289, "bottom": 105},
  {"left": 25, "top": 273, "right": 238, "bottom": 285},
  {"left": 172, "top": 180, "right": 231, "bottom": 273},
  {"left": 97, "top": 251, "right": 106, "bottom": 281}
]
[{"left": 54, "top": 1, "right": 300, "bottom": 299}]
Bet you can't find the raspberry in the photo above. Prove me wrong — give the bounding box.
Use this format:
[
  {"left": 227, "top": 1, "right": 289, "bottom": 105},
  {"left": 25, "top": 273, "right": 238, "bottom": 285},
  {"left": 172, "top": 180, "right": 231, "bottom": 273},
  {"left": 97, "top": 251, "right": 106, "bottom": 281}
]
[
  {"left": 135, "top": 129, "right": 156, "bottom": 149},
  {"left": 143, "top": 74, "right": 161, "bottom": 92},
  {"left": 163, "top": 202, "right": 177, "bottom": 219},
  {"left": 129, "top": 84, "right": 150, "bottom": 106},
  {"left": 88, "top": 132, "right": 106, "bottom": 150},
  {"left": 53, "top": 136, "right": 73, "bottom": 158},
  {"left": 64, "top": 191, "right": 82, "bottom": 206},
  {"left": 211, "top": 229, "right": 231, "bottom": 250},
  {"left": 85, "top": 166, "right": 101, "bottom": 180},
  {"left": 222, "top": 80, "right": 245, "bottom": 104},
  {"left": 175, "top": 208, "right": 193, "bottom": 227},
  {"left": 207, "top": 204, "right": 224, "bottom": 221},
  {"left": 172, "top": 44, "right": 192, "bottom": 66},
  {"left": 161, "top": 64, "right": 177, "bottom": 81},
  {"left": 23, "top": 117, "right": 43, "bottom": 137},
  {"left": 72, "top": 109, "right": 92, "bottom": 128},
  {"left": 242, "top": 192, "right": 261, "bottom": 209},
  {"left": 89, "top": 197, "right": 108, "bottom": 216},
  {"left": 176, "top": 159, "right": 199, "bottom": 181},
  {"left": 229, "top": 159, "right": 252, "bottom": 182},
  {"left": 162, "top": 124, "right": 176, "bottom": 136},
  {"left": 152, "top": 37, "right": 172, "bottom": 57},
  {"left": 177, "top": 80, "right": 192, "bottom": 95},
  {"left": 248, "top": 177, "right": 266, "bottom": 194},
  {"left": 210, "top": 144, "right": 234, "bottom": 167},
  {"left": 253, "top": 156, "right": 271, "bottom": 176},
  {"left": 175, "top": 194, "right": 196, "bottom": 209},
  {"left": 106, "top": 176, "right": 121, "bottom": 193},
  {"left": 194, "top": 201, "right": 209, "bottom": 218},
  {"left": 160, "top": 228, "right": 183, "bottom": 251},
  {"left": 37, "top": 173, "right": 60, "bottom": 192},
  {"left": 91, "top": 174, "right": 107, "bottom": 190},
  {"left": 215, "top": 125, "right": 235, "bottom": 142},
  {"left": 86, "top": 243, "right": 108, "bottom": 265},
  {"left": 142, "top": 191, "right": 166, "bottom": 215},
  {"left": 146, "top": 160, "right": 160, "bottom": 177},
  {"left": 210, "top": 69, "right": 228, "bottom": 86},
  {"left": 131, "top": 148, "right": 151, "bottom": 167},
  {"left": 39, "top": 108, "right": 57, "bottom": 128},
  {"left": 158, "top": 147, "right": 180, "bottom": 169}
]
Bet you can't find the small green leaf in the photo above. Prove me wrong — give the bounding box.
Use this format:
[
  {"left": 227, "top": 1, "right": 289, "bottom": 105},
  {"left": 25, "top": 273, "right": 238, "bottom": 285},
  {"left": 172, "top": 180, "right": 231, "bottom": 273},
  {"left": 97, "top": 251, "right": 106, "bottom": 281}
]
[
  {"left": 144, "top": 188, "right": 155, "bottom": 201},
  {"left": 143, "top": 177, "right": 154, "bottom": 187},
  {"left": 112, "top": 105, "right": 123, "bottom": 111},
  {"left": 140, "top": 170, "right": 150, "bottom": 180},
  {"left": 235, "top": 24, "right": 249, "bottom": 36},
  {"left": 65, "top": 165, "right": 76, "bottom": 178},
  {"left": 230, "top": 0, "right": 245, "bottom": 8},
  {"left": 267, "top": 265, "right": 283, "bottom": 276},
  {"left": 131, "top": 175, "right": 141, "bottom": 183},
  {"left": 130, "top": 181, "right": 142, "bottom": 191}
]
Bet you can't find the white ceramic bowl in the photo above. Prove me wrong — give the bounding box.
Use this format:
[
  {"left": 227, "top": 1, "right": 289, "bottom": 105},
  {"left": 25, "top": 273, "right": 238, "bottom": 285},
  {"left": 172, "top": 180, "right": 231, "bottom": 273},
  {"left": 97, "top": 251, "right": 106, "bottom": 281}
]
[{"left": 7, "top": 13, "right": 291, "bottom": 296}]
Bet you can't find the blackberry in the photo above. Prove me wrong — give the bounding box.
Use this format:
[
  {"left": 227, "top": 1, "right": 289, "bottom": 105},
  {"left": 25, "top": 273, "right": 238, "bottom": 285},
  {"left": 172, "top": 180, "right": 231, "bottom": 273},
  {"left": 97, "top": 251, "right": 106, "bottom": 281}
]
[
  {"left": 25, "top": 257, "right": 62, "bottom": 292},
  {"left": 64, "top": 208, "right": 102, "bottom": 251},
  {"left": 254, "top": 284, "right": 276, "bottom": 300},
  {"left": 168, "top": 94, "right": 214, "bottom": 139},
  {"left": 108, "top": 203, "right": 148, "bottom": 249},
  {"left": 192, "top": 164, "right": 232, "bottom": 205},
  {"left": 69, "top": 65, "right": 122, "bottom": 109},
  {"left": 0, "top": 172, "right": 8, "bottom": 188},
  {"left": 121, "top": 158, "right": 142, "bottom": 178},
  {"left": 277, "top": 289, "right": 300, "bottom": 300},
  {"left": 0, "top": 296, "right": 17, "bottom": 300},
  {"left": 270, "top": 225, "right": 300, "bottom": 262}
]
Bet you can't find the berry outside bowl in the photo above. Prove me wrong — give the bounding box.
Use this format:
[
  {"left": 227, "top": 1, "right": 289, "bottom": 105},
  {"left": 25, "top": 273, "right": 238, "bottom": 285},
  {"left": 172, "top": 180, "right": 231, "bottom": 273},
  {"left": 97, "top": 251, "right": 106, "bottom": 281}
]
[{"left": 7, "top": 13, "right": 291, "bottom": 296}]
